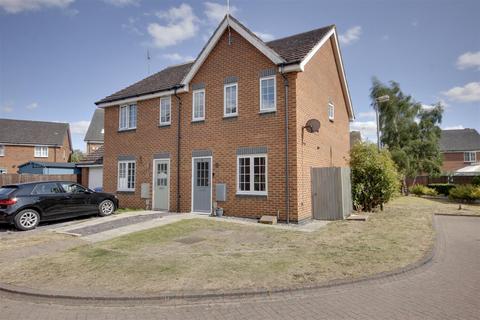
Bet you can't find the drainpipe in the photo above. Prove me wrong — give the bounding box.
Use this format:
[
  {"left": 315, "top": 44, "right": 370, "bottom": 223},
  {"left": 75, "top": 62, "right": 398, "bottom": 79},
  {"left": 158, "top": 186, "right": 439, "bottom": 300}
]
[
  {"left": 280, "top": 65, "right": 290, "bottom": 224},
  {"left": 174, "top": 85, "right": 182, "bottom": 213}
]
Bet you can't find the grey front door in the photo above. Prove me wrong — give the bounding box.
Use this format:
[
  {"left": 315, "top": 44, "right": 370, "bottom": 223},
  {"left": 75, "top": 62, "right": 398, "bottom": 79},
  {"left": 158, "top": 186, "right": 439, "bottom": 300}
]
[
  {"left": 153, "top": 159, "right": 169, "bottom": 210},
  {"left": 192, "top": 157, "right": 211, "bottom": 213}
]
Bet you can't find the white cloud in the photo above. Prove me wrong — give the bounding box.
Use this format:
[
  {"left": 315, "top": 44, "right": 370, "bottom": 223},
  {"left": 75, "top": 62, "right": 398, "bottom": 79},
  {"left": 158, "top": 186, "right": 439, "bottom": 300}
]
[
  {"left": 456, "top": 51, "right": 480, "bottom": 71},
  {"left": 443, "top": 125, "right": 465, "bottom": 130},
  {"left": 148, "top": 4, "right": 199, "bottom": 48},
  {"left": 1, "top": 104, "right": 14, "bottom": 113},
  {"left": 339, "top": 26, "right": 362, "bottom": 45},
  {"left": 26, "top": 102, "right": 39, "bottom": 110},
  {"left": 358, "top": 111, "right": 376, "bottom": 119},
  {"left": 0, "top": 0, "right": 74, "bottom": 13},
  {"left": 204, "top": 1, "right": 238, "bottom": 24},
  {"left": 70, "top": 120, "right": 90, "bottom": 135},
  {"left": 254, "top": 31, "right": 275, "bottom": 42},
  {"left": 162, "top": 53, "right": 195, "bottom": 62},
  {"left": 442, "top": 82, "right": 480, "bottom": 103},
  {"left": 350, "top": 121, "right": 377, "bottom": 141},
  {"left": 411, "top": 20, "right": 418, "bottom": 27},
  {"left": 122, "top": 17, "right": 143, "bottom": 36},
  {"left": 102, "top": 0, "right": 138, "bottom": 7},
  {"left": 421, "top": 104, "right": 436, "bottom": 111}
]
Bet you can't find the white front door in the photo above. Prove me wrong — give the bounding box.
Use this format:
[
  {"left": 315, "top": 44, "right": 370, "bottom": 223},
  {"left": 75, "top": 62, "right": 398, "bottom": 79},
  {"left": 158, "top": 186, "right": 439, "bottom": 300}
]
[{"left": 153, "top": 159, "right": 169, "bottom": 211}]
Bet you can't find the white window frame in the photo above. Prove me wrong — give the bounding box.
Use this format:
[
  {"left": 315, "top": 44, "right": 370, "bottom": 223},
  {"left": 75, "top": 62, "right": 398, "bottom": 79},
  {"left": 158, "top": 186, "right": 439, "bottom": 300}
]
[
  {"left": 0, "top": 145, "right": 4, "bottom": 157},
  {"left": 236, "top": 154, "right": 268, "bottom": 196},
  {"left": 328, "top": 101, "right": 335, "bottom": 121},
  {"left": 259, "top": 76, "right": 276, "bottom": 112},
  {"left": 34, "top": 146, "right": 48, "bottom": 158},
  {"left": 159, "top": 96, "right": 171, "bottom": 126},
  {"left": 224, "top": 83, "right": 238, "bottom": 117},
  {"left": 464, "top": 151, "right": 477, "bottom": 163},
  {"left": 117, "top": 160, "right": 136, "bottom": 191},
  {"left": 0, "top": 168, "right": 6, "bottom": 174},
  {"left": 119, "top": 103, "right": 137, "bottom": 130},
  {"left": 192, "top": 89, "right": 205, "bottom": 122}
]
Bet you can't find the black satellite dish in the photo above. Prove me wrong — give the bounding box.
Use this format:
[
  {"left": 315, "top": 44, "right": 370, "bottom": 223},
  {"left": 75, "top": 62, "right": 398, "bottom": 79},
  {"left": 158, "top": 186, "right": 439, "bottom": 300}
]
[{"left": 305, "top": 119, "right": 320, "bottom": 133}]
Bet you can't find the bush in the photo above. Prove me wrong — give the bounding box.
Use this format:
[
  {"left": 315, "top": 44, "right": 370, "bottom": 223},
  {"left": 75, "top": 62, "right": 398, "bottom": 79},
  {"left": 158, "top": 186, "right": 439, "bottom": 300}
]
[
  {"left": 472, "top": 176, "right": 480, "bottom": 187},
  {"left": 448, "top": 185, "right": 480, "bottom": 203},
  {"left": 409, "top": 184, "right": 438, "bottom": 196},
  {"left": 427, "top": 183, "right": 456, "bottom": 196},
  {"left": 350, "top": 143, "right": 400, "bottom": 212}
]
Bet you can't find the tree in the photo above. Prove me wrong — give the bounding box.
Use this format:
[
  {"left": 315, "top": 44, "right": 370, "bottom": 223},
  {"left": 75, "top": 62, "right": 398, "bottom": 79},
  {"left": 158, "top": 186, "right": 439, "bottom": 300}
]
[
  {"left": 70, "top": 149, "right": 84, "bottom": 162},
  {"left": 370, "top": 78, "right": 444, "bottom": 188},
  {"left": 350, "top": 143, "right": 400, "bottom": 212}
]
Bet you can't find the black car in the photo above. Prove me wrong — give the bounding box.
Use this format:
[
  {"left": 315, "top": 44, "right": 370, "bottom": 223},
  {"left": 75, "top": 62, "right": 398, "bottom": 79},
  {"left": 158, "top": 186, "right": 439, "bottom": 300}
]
[{"left": 0, "top": 181, "right": 119, "bottom": 231}]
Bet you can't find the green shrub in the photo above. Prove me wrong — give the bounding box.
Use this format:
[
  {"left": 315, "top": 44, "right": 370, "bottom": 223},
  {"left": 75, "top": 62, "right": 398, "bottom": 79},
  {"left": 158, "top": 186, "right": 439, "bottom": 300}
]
[
  {"left": 448, "top": 185, "right": 480, "bottom": 202},
  {"left": 350, "top": 143, "right": 400, "bottom": 212},
  {"left": 472, "top": 176, "right": 480, "bottom": 187},
  {"left": 427, "top": 183, "right": 456, "bottom": 196},
  {"left": 409, "top": 184, "right": 438, "bottom": 196}
]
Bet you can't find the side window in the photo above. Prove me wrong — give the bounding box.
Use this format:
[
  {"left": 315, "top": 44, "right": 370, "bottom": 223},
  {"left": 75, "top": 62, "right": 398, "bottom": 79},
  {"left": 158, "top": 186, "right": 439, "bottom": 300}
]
[
  {"left": 61, "top": 183, "right": 86, "bottom": 194},
  {"left": 224, "top": 83, "right": 238, "bottom": 117},
  {"left": 32, "top": 183, "right": 62, "bottom": 195},
  {"left": 260, "top": 76, "right": 276, "bottom": 112},
  {"left": 192, "top": 89, "right": 205, "bottom": 121},
  {"left": 160, "top": 96, "right": 171, "bottom": 126},
  {"left": 328, "top": 100, "right": 335, "bottom": 121}
]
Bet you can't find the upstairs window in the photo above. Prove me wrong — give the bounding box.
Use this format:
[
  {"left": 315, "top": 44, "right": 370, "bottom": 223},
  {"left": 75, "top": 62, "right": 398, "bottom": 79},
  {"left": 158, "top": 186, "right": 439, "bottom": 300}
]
[
  {"left": 119, "top": 104, "right": 137, "bottom": 130},
  {"left": 118, "top": 160, "right": 136, "bottom": 191},
  {"left": 260, "top": 76, "right": 276, "bottom": 112},
  {"left": 34, "top": 146, "right": 48, "bottom": 158},
  {"left": 464, "top": 151, "right": 476, "bottom": 163},
  {"left": 237, "top": 154, "right": 267, "bottom": 196},
  {"left": 328, "top": 100, "right": 335, "bottom": 121},
  {"left": 192, "top": 89, "right": 205, "bottom": 121},
  {"left": 160, "top": 96, "right": 171, "bottom": 126},
  {"left": 224, "top": 83, "right": 238, "bottom": 117},
  {"left": 0, "top": 145, "right": 4, "bottom": 156}
]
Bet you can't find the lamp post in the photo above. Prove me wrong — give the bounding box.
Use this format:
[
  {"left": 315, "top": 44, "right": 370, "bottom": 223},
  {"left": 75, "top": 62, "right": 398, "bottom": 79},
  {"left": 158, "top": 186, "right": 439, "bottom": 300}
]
[{"left": 375, "top": 95, "right": 390, "bottom": 150}]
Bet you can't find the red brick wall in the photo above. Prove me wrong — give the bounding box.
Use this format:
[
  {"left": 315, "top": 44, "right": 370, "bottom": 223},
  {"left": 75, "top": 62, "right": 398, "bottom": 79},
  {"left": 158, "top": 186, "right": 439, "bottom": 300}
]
[
  {"left": 442, "top": 151, "right": 480, "bottom": 172},
  {"left": 0, "top": 133, "right": 71, "bottom": 174},
  {"left": 295, "top": 37, "right": 352, "bottom": 220}
]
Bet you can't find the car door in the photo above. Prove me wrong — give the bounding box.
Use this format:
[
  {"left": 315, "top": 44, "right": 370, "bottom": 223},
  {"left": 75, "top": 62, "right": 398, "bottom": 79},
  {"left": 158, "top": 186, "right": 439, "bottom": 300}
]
[
  {"left": 59, "top": 182, "right": 96, "bottom": 216},
  {"left": 31, "top": 182, "right": 68, "bottom": 220}
]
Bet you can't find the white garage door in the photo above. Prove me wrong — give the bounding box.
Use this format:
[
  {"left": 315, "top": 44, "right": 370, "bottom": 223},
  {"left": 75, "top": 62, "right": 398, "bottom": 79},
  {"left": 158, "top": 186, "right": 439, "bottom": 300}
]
[{"left": 88, "top": 167, "right": 103, "bottom": 190}]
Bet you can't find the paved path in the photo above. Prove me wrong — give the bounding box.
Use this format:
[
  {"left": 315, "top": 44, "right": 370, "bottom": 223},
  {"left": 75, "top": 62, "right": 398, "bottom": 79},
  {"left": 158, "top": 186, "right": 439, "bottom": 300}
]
[{"left": 1, "top": 215, "right": 479, "bottom": 320}]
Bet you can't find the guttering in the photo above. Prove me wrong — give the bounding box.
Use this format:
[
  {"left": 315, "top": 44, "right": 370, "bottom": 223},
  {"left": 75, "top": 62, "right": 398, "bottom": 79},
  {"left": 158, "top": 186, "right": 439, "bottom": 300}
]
[
  {"left": 173, "top": 85, "right": 182, "bottom": 213},
  {"left": 96, "top": 87, "right": 189, "bottom": 108},
  {"left": 280, "top": 64, "right": 290, "bottom": 224}
]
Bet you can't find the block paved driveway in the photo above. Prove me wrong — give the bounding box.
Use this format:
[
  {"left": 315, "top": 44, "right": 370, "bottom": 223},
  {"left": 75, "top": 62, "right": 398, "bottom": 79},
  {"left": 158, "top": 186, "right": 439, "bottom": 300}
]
[{"left": 1, "top": 215, "right": 479, "bottom": 320}]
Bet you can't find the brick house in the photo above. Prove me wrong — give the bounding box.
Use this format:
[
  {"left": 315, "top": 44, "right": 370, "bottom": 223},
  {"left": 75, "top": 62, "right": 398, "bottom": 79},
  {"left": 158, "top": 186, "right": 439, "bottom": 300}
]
[
  {"left": 0, "top": 119, "right": 72, "bottom": 174},
  {"left": 95, "top": 15, "right": 354, "bottom": 222},
  {"left": 439, "top": 129, "right": 480, "bottom": 173}
]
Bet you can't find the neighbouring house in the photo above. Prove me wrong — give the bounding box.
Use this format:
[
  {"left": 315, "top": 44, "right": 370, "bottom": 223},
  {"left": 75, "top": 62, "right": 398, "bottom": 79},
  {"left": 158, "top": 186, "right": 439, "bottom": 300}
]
[
  {"left": 0, "top": 119, "right": 72, "bottom": 174},
  {"left": 439, "top": 128, "right": 480, "bottom": 173},
  {"left": 350, "top": 131, "right": 362, "bottom": 148},
  {"left": 18, "top": 161, "right": 80, "bottom": 175},
  {"left": 95, "top": 15, "right": 354, "bottom": 222},
  {"left": 77, "top": 146, "right": 104, "bottom": 190},
  {"left": 84, "top": 108, "right": 104, "bottom": 154}
]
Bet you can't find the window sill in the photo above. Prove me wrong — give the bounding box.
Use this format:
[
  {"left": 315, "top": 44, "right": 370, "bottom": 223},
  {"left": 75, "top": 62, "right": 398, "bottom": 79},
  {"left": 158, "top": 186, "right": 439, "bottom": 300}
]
[
  {"left": 118, "top": 128, "right": 136, "bottom": 133},
  {"left": 192, "top": 119, "right": 205, "bottom": 123},
  {"left": 158, "top": 124, "right": 171, "bottom": 128},
  {"left": 329, "top": 118, "right": 334, "bottom": 122},
  {"left": 236, "top": 193, "right": 268, "bottom": 198},
  {"left": 223, "top": 114, "right": 238, "bottom": 119},
  {"left": 259, "top": 109, "right": 276, "bottom": 115},
  {"left": 34, "top": 156, "right": 49, "bottom": 158}
]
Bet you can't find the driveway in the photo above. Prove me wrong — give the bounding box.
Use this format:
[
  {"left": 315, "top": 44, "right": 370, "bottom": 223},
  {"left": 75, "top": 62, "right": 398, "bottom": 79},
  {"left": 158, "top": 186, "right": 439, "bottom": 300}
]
[{"left": 1, "top": 215, "right": 479, "bottom": 319}]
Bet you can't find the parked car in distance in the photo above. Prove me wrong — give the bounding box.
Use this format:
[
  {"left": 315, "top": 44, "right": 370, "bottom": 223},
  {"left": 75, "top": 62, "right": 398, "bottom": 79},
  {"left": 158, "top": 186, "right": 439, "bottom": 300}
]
[{"left": 0, "top": 181, "right": 119, "bottom": 231}]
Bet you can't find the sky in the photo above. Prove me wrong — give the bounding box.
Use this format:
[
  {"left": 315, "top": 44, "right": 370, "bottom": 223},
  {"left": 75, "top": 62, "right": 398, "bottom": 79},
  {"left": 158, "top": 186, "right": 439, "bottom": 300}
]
[{"left": 0, "top": 0, "right": 479, "bottom": 151}]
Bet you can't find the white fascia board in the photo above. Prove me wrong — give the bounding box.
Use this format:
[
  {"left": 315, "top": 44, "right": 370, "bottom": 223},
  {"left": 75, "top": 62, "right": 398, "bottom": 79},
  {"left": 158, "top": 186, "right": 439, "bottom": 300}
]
[
  {"left": 299, "top": 28, "right": 335, "bottom": 70},
  {"left": 279, "top": 64, "right": 303, "bottom": 72},
  {"left": 97, "top": 87, "right": 188, "bottom": 108},
  {"left": 181, "top": 17, "right": 285, "bottom": 86}
]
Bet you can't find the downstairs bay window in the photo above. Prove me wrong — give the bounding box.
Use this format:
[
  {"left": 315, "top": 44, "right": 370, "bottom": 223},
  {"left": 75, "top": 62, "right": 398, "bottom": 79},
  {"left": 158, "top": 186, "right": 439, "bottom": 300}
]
[{"left": 237, "top": 154, "right": 267, "bottom": 196}]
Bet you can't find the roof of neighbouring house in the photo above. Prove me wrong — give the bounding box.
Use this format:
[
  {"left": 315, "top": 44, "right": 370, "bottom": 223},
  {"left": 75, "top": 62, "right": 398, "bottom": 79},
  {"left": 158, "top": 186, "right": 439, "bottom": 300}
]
[
  {"left": 18, "top": 161, "right": 77, "bottom": 169},
  {"left": 95, "top": 15, "right": 336, "bottom": 106},
  {"left": 0, "top": 119, "right": 70, "bottom": 146},
  {"left": 439, "top": 129, "right": 480, "bottom": 152},
  {"left": 78, "top": 145, "right": 104, "bottom": 166},
  {"left": 84, "top": 109, "right": 105, "bottom": 142}
]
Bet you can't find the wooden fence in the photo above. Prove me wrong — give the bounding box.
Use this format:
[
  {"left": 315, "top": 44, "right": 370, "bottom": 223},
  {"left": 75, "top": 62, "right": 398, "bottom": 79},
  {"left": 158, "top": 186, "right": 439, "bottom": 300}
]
[{"left": 0, "top": 174, "right": 78, "bottom": 186}]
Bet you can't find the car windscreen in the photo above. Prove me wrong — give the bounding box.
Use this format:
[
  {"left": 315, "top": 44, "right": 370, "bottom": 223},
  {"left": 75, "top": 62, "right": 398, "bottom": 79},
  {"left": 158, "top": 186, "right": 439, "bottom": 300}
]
[{"left": 0, "top": 187, "right": 17, "bottom": 196}]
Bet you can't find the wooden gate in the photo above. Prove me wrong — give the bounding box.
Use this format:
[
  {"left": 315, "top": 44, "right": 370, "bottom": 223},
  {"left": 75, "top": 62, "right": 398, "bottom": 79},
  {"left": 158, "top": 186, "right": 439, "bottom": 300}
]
[{"left": 311, "top": 167, "right": 352, "bottom": 220}]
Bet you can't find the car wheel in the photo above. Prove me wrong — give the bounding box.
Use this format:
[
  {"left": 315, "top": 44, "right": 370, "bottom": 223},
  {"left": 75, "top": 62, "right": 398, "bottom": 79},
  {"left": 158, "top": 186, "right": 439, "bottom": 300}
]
[
  {"left": 14, "top": 209, "right": 40, "bottom": 231},
  {"left": 98, "top": 200, "right": 115, "bottom": 217}
]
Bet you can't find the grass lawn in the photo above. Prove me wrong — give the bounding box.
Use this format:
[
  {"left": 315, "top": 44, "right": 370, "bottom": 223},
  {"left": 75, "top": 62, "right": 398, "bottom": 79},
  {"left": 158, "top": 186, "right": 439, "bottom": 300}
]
[{"left": 0, "top": 196, "right": 442, "bottom": 295}]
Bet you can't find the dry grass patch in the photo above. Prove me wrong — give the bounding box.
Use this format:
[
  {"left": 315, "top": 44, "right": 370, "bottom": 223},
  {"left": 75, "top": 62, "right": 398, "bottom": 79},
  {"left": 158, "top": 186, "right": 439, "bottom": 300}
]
[{"left": 0, "top": 197, "right": 442, "bottom": 295}]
